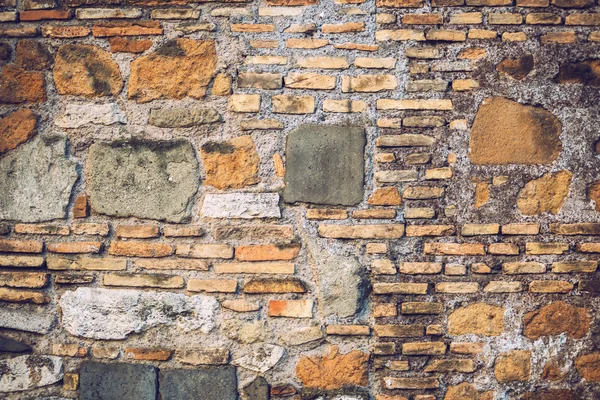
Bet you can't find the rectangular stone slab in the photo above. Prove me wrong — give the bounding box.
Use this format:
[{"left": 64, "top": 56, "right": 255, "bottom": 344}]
[
  {"left": 80, "top": 362, "right": 157, "bottom": 400},
  {"left": 159, "top": 366, "right": 238, "bottom": 400}
]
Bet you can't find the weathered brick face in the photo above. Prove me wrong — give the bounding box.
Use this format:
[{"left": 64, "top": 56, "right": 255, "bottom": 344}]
[{"left": 0, "top": 0, "right": 600, "bottom": 398}]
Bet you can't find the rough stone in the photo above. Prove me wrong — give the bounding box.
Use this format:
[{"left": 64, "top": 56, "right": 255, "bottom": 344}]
[
  {"left": 494, "top": 350, "right": 531, "bottom": 382},
  {"left": 54, "top": 103, "right": 126, "bottom": 128},
  {"left": 54, "top": 44, "right": 123, "bottom": 97},
  {"left": 0, "top": 304, "right": 56, "bottom": 333},
  {"left": 0, "top": 355, "right": 63, "bottom": 393},
  {"left": 129, "top": 39, "right": 217, "bottom": 103},
  {"left": 80, "top": 362, "right": 156, "bottom": 400},
  {"left": 296, "top": 346, "right": 369, "bottom": 390},
  {"left": 59, "top": 287, "right": 218, "bottom": 339},
  {"left": 0, "top": 108, "right": 36, "bottom": 153},
  {"left": 243, "top": 377, "right": 269, "bottom": 400},
  {"left": 15, "top": 39, "right": 52, "bottom": 70},
  {"left": 0, "top": 65, "right": 46, "bottom": 103},
  {"left": 159, "top": 366, "right": 237, "bottom": 400},
  {"left": 523, "top": 301, "right": 592, "bottom": 339},
  {"left": 517, "top": 171, "right": 572, "bottom": 215},
  {"left": 284, "top": 125, "right": 365, "bottom": 206},
  {"left": 555, "top": 59, "right": 600, "bottom": 86},
  {"left": 575, "top": 352, "right": 600, "bottom": 382},
  {"left": 87, "top": 140, "right": 199, "bottom": 223},
  {"left": 0, "top": 135, "right": 77, "bottom": 222},
  {"left": 149, "top": 108, "right": 221, "bottom": 127},
  {"left": 448, "top": 303, "right": 505, "bottom": 336},
  {"left": 232, "top": 343, "right": 285, "bottom": 373},
  {"left": 0, "top": 335, "right": 32, "bottom": 353},
  {"left": 201, "top": 193, "right": 281, "bottom": 219},
  {"left": 497, "top": 54, "right": 534, "bottom": 80},
  {"left": 444, "top": 382, "right": 493, "bottom": 400},
  {"left": 201, "top": 135, "right": 260, "bottom": 189},
  {"left": 468, "top": 97, "right": 562, "bottom": 165},
  {"left": 520, "top": 390, "right": 578, "bottom": 400}
]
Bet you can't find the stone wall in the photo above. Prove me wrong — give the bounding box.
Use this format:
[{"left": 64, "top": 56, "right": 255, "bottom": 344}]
[{"left": 0, "top": 0, "right": 599, "bottom": 398}]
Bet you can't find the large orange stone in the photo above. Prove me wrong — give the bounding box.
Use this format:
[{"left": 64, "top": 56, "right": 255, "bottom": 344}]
[
  {"left": 53, "top": 44, "right": 123, "bottom": 97},
  {"left": 444, "top": 382, "right": 494, "bottom": 400},
  {"left": 0, "top": 65, "right": 46, "bottom": 104},
  {"left": 523, "top": 301, "right": 592, "bottom": 340},
  {"left": 448, "top": 303, "right": 505, "bottom": 336},
  {"left": 575, "top": 352, "right": 600, "bottom": 382},
  {"left": 296, "top": 346, "right": 369, "bottom": 390},
  {"left": 468, "top": 97, "right": 561, "bottom": 165},
  {"left": 0, "top": 108, "right": 36, "bottom": 154},
  {"left": 516, "top": 170, "right": 572, "bottom": 215},
  {"left": 129, "top": 39, "right": 217, "bottom": 103},
  {"left": 200, "top": 135, "right": 260, "bottom": 189}
]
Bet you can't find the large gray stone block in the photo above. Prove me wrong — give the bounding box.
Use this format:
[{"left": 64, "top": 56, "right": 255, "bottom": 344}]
[
  {"left": 87, "top": 139, "right": 199, "bottom": 223},
  {"left": 0, "top": 135, "right": 77, "bottom": 222},
  {"left": 0, "top": 355, "right": 63, "bottom": 393},
  {"left": 0, "top": 304, "right": 57, "bottom": 334},
  {"left": 159, "top": 366, "right": 237, "bottom": 400},
  {"left": 283, "top": 125, "right": 365, "bottom": 206},
  {"left": 80, "top": 362, "right": 157, "bottom": 400}
]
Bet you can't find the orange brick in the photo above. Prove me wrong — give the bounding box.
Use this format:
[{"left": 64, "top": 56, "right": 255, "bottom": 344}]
[
  {"left": 0, "top": 287, "right": 49, "bottom": 304},
  {"left": 268, "top": 299, "right": 313, "bottom": 318},
  {"left": 47, "top": 242, "right": 102, "bottom": 254},
  {"left": 125, "top": 348, "right": 172, "bottom": 361},
  {"left": 73, "top": 195, "right": 88, "bottom": 218},
  {"left": 116, "top": 224, "right": 159, "bottom": 238},
  {"left": 0, "top": 239, "right": 43, "bottom": 253},
  {"left": 108, "top": 241, "right": 173, "bottom": 258},
  {"left": 20, "top": 10, "right": 71, "bottom": 21},
  {"left": 41, "top": 25, "right": 90, "bottom": 38},
  {"left": 92, "top": 21, "right": 163, "bottom": 37},
  {"left": 109, "top": 37, "right": 153, "bottom": 53},
  {"left": 52, "top": 343, "right": 88, "bottom": 357},
  {"left": 235, "top": 243, "right": 301, "bottom": 261},
  {"left": 231, "top": 23, "right": 274, "bottom": 33}
]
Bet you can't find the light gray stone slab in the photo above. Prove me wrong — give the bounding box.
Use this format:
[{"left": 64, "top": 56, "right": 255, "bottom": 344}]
[
  {"left": 148, "top": 108, "right": 220, "bottom": 128},
  {"left": 201, "top": 193, "right": 281, "bottom": 219},
  {"left": 232, "top": 343, "right": 285, "bottom": 373},
  {"left": 54, "top": 103, "right": 126, "bottom": 128},
  {"left": 80, "top": 362, "right": 157, "bottom": 400},
  {"left": 0, "top": 355, "right": 63, "bottom": 393}
]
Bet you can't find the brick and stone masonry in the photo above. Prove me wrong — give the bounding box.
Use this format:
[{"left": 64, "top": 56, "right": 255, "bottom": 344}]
[{"left": 0, "top": 0, "right": 599, "bottom": 398}]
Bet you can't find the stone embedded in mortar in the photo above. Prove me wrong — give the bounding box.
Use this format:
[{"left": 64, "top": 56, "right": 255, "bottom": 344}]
[
  {"left": 15, "top": 39, "right": 52, "bottom": 71},
  {"left": 497, "top": 54, "right": 534, "bottom": 80},
  {"left": 522, "top": 300, "right": 592, "bottom": 340},
  {"left": 0, "top": 335, "right": 32, "bottom": 353},
  {"left": 159, "top": 366, "right": 237, "bottom": 400},
  {"left": 575, "top": 352, "right": 600, "bottom": 382},
  {"left": 448, "top": 303, "right": 505, "bottom": 336},
  {"left": 243, "top": 377, "right": 269, "bottom": 400},
  {"left": 0, "top": 355, "right": 63, "bottom": 393},
  {"left": 555, "top": 59, "right": 600, "bottom": 87},
  {"left": 494, "top": 350, "right": 531, "bottom": 382},
  {"left": 587, "top": 180, "right": 600, "bottom": 211},
  {"left": 0, "top": 135, "right": 77, "bottom": 222},
  {"left": 201, "top": 193, "right": 281, "bottom": 219},
  {"left": 0, "top": 65, "right": 46, "bottom": 103},
  {"left": 552, "top": 0, "right": 593, "bottom": 7},
  {"left": 54, "top": 103, "right": 126, "bottom": 128},
  {"left": 444, "top": 382, "right": 494, "bottom": 400},
  {"left": 129, "top": 39, "right": 217, "bottom": 103},
  {"left": 516, "top": 171, "right": 572, "bottom": 215},
  {"left": 232, "top": 343, "right": 285, "bottom": 373},
  {"left": 0, "top": 304, "right": 56, "bottom": 333},
  {"left": 279, "top": 325, "right": 324, "bottom": 346},
  {"left": 87, "top": 139, "right": 199, "bottom": 223},
  {"left": 200, "top": 135, "right": 261, "bottom": 189},
  {"left": 80, "top": 362, "right": 157, "bottom": 400},
  {"left": 53, "top": 44, "right": 123, "bottom": 97},
  {"left": 148, "top": 108, "right": 221, "bottom": 128},
  {"left": 520, "top": 390, "right": 578, "bottom": 400},
  {"left": 59, "top": 287, "right": 218, "bottom": 340},
  {"left": 284, "top": 124, "right": 365, "bottom": 206},
  {"left": 0, "top": 108, "right": 36, "bottom": 153},
  {"left": 468, "top": 97, "right": 562, "bottom": 165},
  {"left": 296, "top": 346, "right": 369, "bottom": 390},
  {"left": 222, "top": 319, "right": 265, "bottom": 344}
]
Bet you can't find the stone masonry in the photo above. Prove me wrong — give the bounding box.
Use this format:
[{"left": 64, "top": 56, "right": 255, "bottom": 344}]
[{"left": 0, "top": 0, "right": 599, "bottom": 399}]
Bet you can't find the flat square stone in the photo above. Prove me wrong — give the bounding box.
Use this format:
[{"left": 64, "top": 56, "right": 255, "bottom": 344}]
[
  {"left": 159, "top": 366, "right": 237, "bottom": 400},
  {"left": 80, "top": 362, "right": 157, "bottom": 400},
  {"left": 283, "top": 125, "right": 365, "bottom": 206}
]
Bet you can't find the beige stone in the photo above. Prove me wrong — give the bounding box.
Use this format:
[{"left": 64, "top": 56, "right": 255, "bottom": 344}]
[
  {"left": 448, "top": 303, "right": 505, "bottom": 336},
  {"left": 517, "top": 171, "right": 572, "bottom": 215},
  {"left": 495, "top": 350, "right": 531, "bottom": 382},
  {"left": 200, "top": 136, "right": 260, "bottom": 189}
]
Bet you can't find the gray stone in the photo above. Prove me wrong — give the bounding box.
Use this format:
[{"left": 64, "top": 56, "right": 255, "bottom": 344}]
[
  {"left": 243, "top": 377, "right": 269, "bottom": 400},
  {"left": 80, "top": 362, "right": 157, "bottom": 400},
  {"left": 149, "top": 108, "right": 221, "bottom": 128},
  {"left": 59, "top": 288, "right": 218, "bottom": 340},
  {"left": 0, "top": 304, "right": 57, "bottom": 334},
  {"left": 284, "top": 125, "right": 365, "bottom": 206},
  {"left": 232, "top": 343, "right": 285, "bottom": 373},
  {"left": 87, "top": 139, "right": 200, "bottom": 223},
  {"left": 201, "top": 193, "right": 281, "bottom": 219},
  {"left": 307, "top": 238, "right": 369, "bottom": 318},
  {"left": 0, "top": 335, "right": 32, "bottom": 353},
  {"left": 0, "top": 135, "right": 77, "bottom": 222},
  {"left": 0, "top": 355, "right": 63, "bottom": 393},
  {"left": 54, "top": 103, "right": 126, "bottom": 128},
  {"left": 159, "top": 366, "right": 237, "bottom": 400}
]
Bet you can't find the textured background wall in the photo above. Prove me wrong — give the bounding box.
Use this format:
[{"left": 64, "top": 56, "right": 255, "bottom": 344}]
[{"left": 0, "top": 0, "right": 600, "bottom": 398}]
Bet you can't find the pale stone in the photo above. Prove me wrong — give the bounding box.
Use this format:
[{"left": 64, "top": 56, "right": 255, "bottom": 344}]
[
  {"left": 55, "top": 103, "right": 126, "bottom": 128},
  {"left": 0, "top": 355, "right": 63, "bottom": 393},
  {"left": 201, "top": 193, "right": 281, "bottom": 219},
  {"left": 0, "top": 304, "right": 56, "bottom": 333},
  {"left": 76, "top": 8, "right": 142, "bottom": 19},
  {"left": 232, "top": 344, "right": 285, "bottom": 373},
  {"left": 280, "top": 326, "right": 324, "bottom": 346},
  {"left": 148, "top": 108, "right": 220, "bottom": 128}
]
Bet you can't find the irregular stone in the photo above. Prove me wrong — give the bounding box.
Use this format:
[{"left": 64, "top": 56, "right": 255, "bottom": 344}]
[
  {"left": 494, "top": 350, "right": 531, "bottom": 382},
  {"left": 555, "top": 59, "right": 600, "bottom": 87},
  {"left": 87, "top": 140, "right": 199, "bottom": 223},
  {"left": 0, "top": 108, "right": 36, "bottom": 153},
  {"left": 497, "top": 54, "right": 534, "bottom": 80},
  {"left": 159, "top": 366, "right": 237, "bottom": 400},
  {"left": 200, "top": 135, "right": 260, "bottom": 189},
  {"left": 243, "top": 377, "right": 269, "bottom": 400},
  {"left": 80, "top": 362, "right": 156, "bottom": 400},
  {"left": 54, "top": 103, "right": 126, "bottom": 128},
  {"left": 54, "top": 44, "right": 123, "bottom": 97},
  {"left": 448, "top": 303, "right": 505, "bottom": 336},
  {"left": 15, "top": 39, "right": 52, "bottom": 70},
  {"left": 296, "top": 346, "right": 369, "bottom": 390},
  {"left": 520, "top": 390, "right": 578, "bottom": 400},
  {"left": 588, "top": 180, "right": 600, "bottom": 211},
  {"left": 0, "top": 355, "right": 63, "bottom": 393},
  {"left": 0, "top": 335, "right": 32, "bottom": 353},
  {"left": 59, "top": 287, "right": 218, "bottom": 340},
  {"left": 129, "top": 39, "right": 217, "bottom": 103},
  {"left": 232, "top": 343, "right": 285, "bottom": 373},
  {"left": 201, "top": 193, "right": 281, "bottom": 219},
  {"left": 517, "top": 171, "right": 572, "bottom": 215},
  {"left": 522, "top": 301, "right": 592, "bottom": 340},
  {"left": 0, "top": 65, "right": 46, "bottom": 103},
  {"left": 575, "top": 352, "right": 600, "bottom": 382},
  {"left": 468, "top": 97, "right": 562, "bottom": 165},
  {"left": 279, "top": 325, "right": 324, "bottom": 346},
  {"left": 149, "top": 108, "right": 220, "bottom": 127},
  {"left": 0, "top": 135, "right": 77, "bottom": 222},
  {"left": 444, "top": 382, "right": 493, "bottom": 400},
  {"left": 0, "top": 304, "right": 56, "bottom": 333},
  {"left": 222, "top": 319, "right": 264, "bottom": 344},
  {"left": 284, "top": 125, "right": 365, "bottom": 206}
]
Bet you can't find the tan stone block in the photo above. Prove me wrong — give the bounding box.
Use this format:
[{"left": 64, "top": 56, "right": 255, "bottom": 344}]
[
  {"left": 462, "top": 223, "right": 500, "bottom": 236},
  {"left": 401, "top": 302, "right": 442, "bottom": 314},
  {"left": 377, "top": 98, "right": 452, "bottom": 110},
  {"left": 230, "top": 23, "right": 273, "bottom": 33},
  {"left": 489, "top": 12, "right": 523, "bottom": 24},
  {"left": 52, "top": 343, "right": 87, "bottom": 357},
  {"left": 63, "top": 373, "right": 79, "bottom": 391},
  {"left": 0, "top": 272, "right": 47, "bottom": 288},
  {"left": 452, "top": 78, "right": 479, "bottom": 91},
  {"left": 436, "top": 282, "right": 479, "bottom": 293},
  {"left": 235, "top": 243, "right": 300, "bottom": 261},
  {"left": 374, "top": 324, "right": 425, "bottom": 337},
  {"left": 0, "top": 287, "right": 49, "bottom": 304},
  {"left": 323, "top": 99, "right": 367, "bottom": 113},
  {"left": 375, "top": 29, "right": 426, "bottom": 41},
  {"left": 163, "top": 226, "right": 205, "bottom": 238},
  {"left": 241, "top": 119, "right": 284, "bottom": 131},
  {"left": 495, "top": 350, "right": 531, "bottom": 382},
  {"left": 426, "top": 29, "right": 466, "bottom": 41},
  {"left": 187, "top": 279, "right": 237, "bottom": 293},
  {"left": 376, "top": 13, "right": 396, "bottom": 24},
  {"left": 566, "top": 14, "right": 600, "bottom": 26},
  {"left": 366, "top": 243, "right": 388, "bottom": 254},
  {"left": 0, "top": 255, "right": 45, "bottom": 268},
  {"left": 318, "top": 224, "right": 405, "bottom": 239},
  {"left": 284, "top": 72, "right": 336, "bottom": 90},
  {"left": 175, "top": 348, "right": 229, "bottom": 365},
  {"left": 375, "top": 170, "right": 418, "bottom": 183},
  {"left": 526, "top": 13, "right": 562, "bottom": 24},
  {"left": 450, "top": 342, "right": 484, "bottom": 354},
  {"left": 448, "top": 303, "right": 505, "bottom": 336},
  {"left": 405, "top": 47, "right": 442, "bottom": 59},
  {"left": 526, "top": 242, "right": 569, "bottom": 255},
  {"left": 306, "top": 209, "right": 348, "bottom": 220},
  {"left": 424, "top": 243, "right": 485, "bottom": 255},
  {"left": 552, "top": 261, "right": 598, "bottom": 273},
  {"left": 449, "top": 12, "right": 482, "bottom": 24},
  {"left": 243, "top": 278, "right": 306, "bottom": 293},
  {"left": 296, "top": 56, "right": 348, "bottom": 69},
  {"left": 272, "top": 94, "right": 315, "bottom": 114},
  {"left": 373, "top": 282, "right": 428, "bottom": 294},
  {"left": 342, "top": 75, "right": 397, "bottom": 92},
  {"left": 384, "top": 377, "right": 439, "bottom": 390},
  {"left": 404, "top": 186, "right": 444, "bottom": 199},
  {"left": 286, "top": 38, "right": 329, "bottom": 49},
  {"left": 238, "top": 72, "right": 282, "bottom": 90},
  {"left": 71, "top": 223, "right": 110, "bottom": 236},
  {"left": 373, "top": 303, "right": 396, "bottom": 317},
  {"left": 406, "top": 79, "right": 448, "bottom": 92},
  {"left": 354, "top": 57, "right": 396, "bottom": 69},
  {"left": 47, "top": 242, "right": 102, "bottom": 254},
  {"left": 245, "top": 55, "right": 288, "bottom": 65},
  {"left": 484, "top": 281, "right": 523, "bottom": 293},
  {"left": 403, "top": 13, "right": 443, "bottom": 24},
  {"left": 503, "top": 262, "right": 546, "bottom": 274},
  {"left": 541, "top": 31, "right": 576, "bottom": 43},
  {"left": 322, "top": 22, "right": 365, "bottom": 33},
  {"left": 445, "top": 264, "right": 467, "bottom": 275},
  {"left": 47, "top": 257, "right": 127, "bottom": 271},
  {"left": 502, "top": 31, "right": 527, "bottom": 42},
  {"left": 14, "top": 224, "right": 69, "bottom": 235},
  {"left": 376, "top": 134, "right": 435, "bottom": 147},
  {"left": 214, "top": 262, "right": 294, "bottom": 274},
  {"left": 502, "top": 223, "right": 540, "bottom": 235},
  {"left": 92, "top": 344, "right": 120, "bottom": 359},
  {"left": 132, "top": 258, "right": 209, "bottom": 271},
  {"left": 405, "top": 207, "right": 435, "bottom": 219},
  {"left": 104, "top": 273, "right": 184, "bottom": 288},
  {"left": 371, "top": 259, "right": 396, "bottom": 275},
  {"left": 125, "top": 347, "right": 172, "bottom": 361},
  {"left": 176, "top": 244, "right": 234, "bottom": 259},
  {"left": 0, "top": 239, "right": 43, "bottom": 253},
  {"left": 353, "top": 209, "right": 396, "bottom": 219},
  {"left": 403, "top": 342, "right": 446, "bottom": 355},
  {"left": 529, "top": 280, "right": 573, "bottom": 293},
  {"left": 468, "top": 28, "right": 497, "bottom": 39},
  {"left": 229, "top": 94, "right": 260, "bottom": 113},
  {"left": 222, "top": 299, "right": 260, "bottom": 312},
  {"left": 284, "top": 23, "right": 317, "bottom": 33},
  {"left": 488, "top": 243, "right": 519, "bottom": 255},
  {"left": 115, "top": 224, "right": 159, "bottom": 238},
  {"left": 326, "top": 325, "right": 370, "bottom": 335},
  {"left": 425, "top": 167, "right": 452, "bottom": 180}
]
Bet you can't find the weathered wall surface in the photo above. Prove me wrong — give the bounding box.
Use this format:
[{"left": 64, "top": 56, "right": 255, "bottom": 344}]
[{"left": 0, "top": 0, "right": 599, "bottom": 398}]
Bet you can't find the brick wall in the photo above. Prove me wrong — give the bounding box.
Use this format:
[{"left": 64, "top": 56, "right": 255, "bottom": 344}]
[{"left": 0, "top": 0, "right": 599, "bottom": 398}]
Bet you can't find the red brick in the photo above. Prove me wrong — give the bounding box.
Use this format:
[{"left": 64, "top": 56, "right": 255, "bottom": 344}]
[
  {"left": 125, "top": 348, "right": 172, "bottom": 361},
  {"left": 73, "top": 195, "right": 88, "bottom": 218},
  {"left": 20, "top": 10, "right": 71, "bottom": 21}
]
